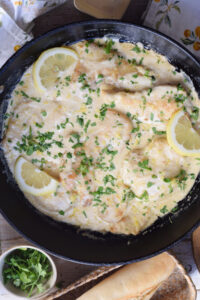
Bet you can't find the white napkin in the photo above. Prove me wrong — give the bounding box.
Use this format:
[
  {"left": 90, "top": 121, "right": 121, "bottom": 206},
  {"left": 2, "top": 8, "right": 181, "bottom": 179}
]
[
  {"left": 0, "top": 0, "right": 67, "bottom": 68},
  {"left": 143, "top": 0, "right": 200, "bottom": 59}
]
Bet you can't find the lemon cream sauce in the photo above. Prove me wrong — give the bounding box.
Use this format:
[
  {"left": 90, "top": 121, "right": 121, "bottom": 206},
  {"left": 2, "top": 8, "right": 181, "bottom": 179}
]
[{"left": 3, "top": 39, "right": 200, "bottom": 235}]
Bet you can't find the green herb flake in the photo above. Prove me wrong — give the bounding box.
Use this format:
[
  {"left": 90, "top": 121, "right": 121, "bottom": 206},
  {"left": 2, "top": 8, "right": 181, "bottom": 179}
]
[
  {"left": 67, "top": 152, "right": 72, "bottom": 158},
  {"left": 139, "top": 57, "right": 144, "bottom": 65},
  {"left": 191, "top": 107, "right": 199, "bottom": 121},
  {"left": 160, "top": 205, "right": 168, "bottom": 214},
  {"left": 138, "top": 159, "right": 152, "bottom": 171},
  {"left": 41, "top": 111, "right": 47, "bottom": 117},
  {"left": 147, "top": 181, "right": 154, "bottom": 188},
  {"left": 76, "top": 116, "right": 84, "bottom": 127},
  {"left": 59, "top": 210, "right": 65, "bottom": 215},
  {"left": 84, "top": 120, "right": 91, "bottom": 133},
  {"left": 152, "top": 127, "right": 166, "bottom": 135},
  {"left": 104, "top": 39, "right": 115, "bottom": 54},
  {"left": 3, "top": 248, "right": 52, "bottom": 297},
  {"left": 147, "top": 88, "right": 152, "bottom": 96},
  {"left": 82, "top": 210, "right": 87, "bottom": 218},
  {"left": 132, "top": 45, "right": 141, "bottom": 53},
  {"left": 163, "top": 178, "right": 171, "bottom": 183},
  {"left": 85, "top": 96, "right": 93, "bottom": 105}
]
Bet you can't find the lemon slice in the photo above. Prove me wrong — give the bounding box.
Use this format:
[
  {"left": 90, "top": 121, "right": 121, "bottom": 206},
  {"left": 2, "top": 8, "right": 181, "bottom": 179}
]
[
  {"left": 33, "top": 47, "right": 78, "bottom": 92},
  {"left": 14, "top": 157, "right": 58, "bottom": 196},
  {"left": 167, "top": 109, "right": 200, "bottom": 156}
]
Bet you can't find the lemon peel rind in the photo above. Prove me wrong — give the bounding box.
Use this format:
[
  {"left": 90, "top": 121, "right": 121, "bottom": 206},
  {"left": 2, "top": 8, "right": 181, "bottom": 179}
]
[
  {"left": 167, "top": 110, "right": 200, "bottom": 157},
  {"left": 14, "top": 157, "right": 58, "bottom": 196},
  {"left": 33, "top": 47, "right": 78, "bottom": 93}
]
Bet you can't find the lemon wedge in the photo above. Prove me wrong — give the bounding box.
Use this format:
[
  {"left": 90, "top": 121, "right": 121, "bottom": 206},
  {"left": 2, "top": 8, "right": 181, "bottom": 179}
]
[
  {"left": 14, "top": 157, "right": 58, "bottom": 196},
  {"left": 167, "top": 109, "right": 200, "bottom": 157},
  {"left": 32, "top": 47, "right": 78, "bottom": 92}
]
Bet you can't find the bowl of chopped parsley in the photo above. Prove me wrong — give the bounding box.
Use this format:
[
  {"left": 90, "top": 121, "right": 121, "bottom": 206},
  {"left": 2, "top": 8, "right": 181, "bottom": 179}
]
[{"left": 0, "top": 246, "right": 57, "bottom": 298}]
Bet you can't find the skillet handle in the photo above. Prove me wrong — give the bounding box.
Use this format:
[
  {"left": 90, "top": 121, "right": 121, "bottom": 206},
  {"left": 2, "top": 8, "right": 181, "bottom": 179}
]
[{"left": 192, "top": 226, "right": 200, "bottom": 273}]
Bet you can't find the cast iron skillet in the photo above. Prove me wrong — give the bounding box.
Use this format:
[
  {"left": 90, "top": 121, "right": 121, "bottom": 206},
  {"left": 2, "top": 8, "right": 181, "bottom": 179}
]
[{"left": 0, "top": 20, "right": 200, "bottom": 265}]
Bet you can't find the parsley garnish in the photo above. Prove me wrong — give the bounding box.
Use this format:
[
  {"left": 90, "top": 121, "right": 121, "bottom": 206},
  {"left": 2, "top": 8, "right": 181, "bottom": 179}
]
[
  {"left": 132, "top": 45, "right": 141, "bottom": 53},
  {"left": 176, "top": 169, "right": 188, "bottom": 190},
  {"left": 103, "top": 174, "right": 116, "bottom": 186},
  {"left": 76, "top": 116, "right": 84, "bottom": 127},
  {"left": 160, "top": 205, "right": 168, "bottom": 214},
  {"left": 138, "top": 159, "right": 152, "bottom": 171},
  {"left": 85, "top": 96, "right": 92, "bottom": 105},
  {"left": 191, "top": 107, "right": 199, "bottom": 121},
  {"left": 3, "top": 248, "right": 52, "bottom": 297},
  {"left": 14, "top": 127, "right": 63, "bottom": 156},
  {"left": 99, "top": 102, "right": 115, "bottom": 120},
  {"left": 147, "top": 181, "right": 154, "bottom": 188},
  {"left": 152, "top": 127, "right": 166, "bottom": 135},
  {"left": 104, "top": 39, "right": 115, "bottom": 54},
  {"left": 41, "top": 111, "right": 47, "bottom": 117}
]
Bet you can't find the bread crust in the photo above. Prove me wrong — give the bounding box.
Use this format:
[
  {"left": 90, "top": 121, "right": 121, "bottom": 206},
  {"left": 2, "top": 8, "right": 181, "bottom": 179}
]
[{"left": 76, "top": 252, "right": 176, "bottom": 300}]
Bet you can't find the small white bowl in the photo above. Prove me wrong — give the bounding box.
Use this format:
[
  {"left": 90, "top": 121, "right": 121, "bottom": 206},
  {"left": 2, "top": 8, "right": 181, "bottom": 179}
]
[{"left": 0, "top": 245, "right": 57, "bottom": 299}]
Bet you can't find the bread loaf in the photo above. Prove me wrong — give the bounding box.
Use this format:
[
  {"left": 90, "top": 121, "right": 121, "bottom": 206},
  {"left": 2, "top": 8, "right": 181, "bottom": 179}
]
[{"left": 76, "top": 252, "right": 176, "bottom": 300}]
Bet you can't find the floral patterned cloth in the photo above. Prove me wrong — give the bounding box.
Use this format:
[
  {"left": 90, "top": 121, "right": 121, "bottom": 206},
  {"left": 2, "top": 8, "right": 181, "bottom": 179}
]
[
  {"left": 143, "top": 0, "right": 200, "bottom": 59},
  {"left": 0, "top": 0, "right": 67, "bottom": 68}
]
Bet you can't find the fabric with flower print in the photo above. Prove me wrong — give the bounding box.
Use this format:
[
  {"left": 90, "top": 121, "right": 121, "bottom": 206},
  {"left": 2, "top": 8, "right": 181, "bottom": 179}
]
[
  {"left": 143, "top": 0, "right": 200, "bottom": 58},
  {"left": 0, "top": 0, "right": 67, "bottom": 68}
]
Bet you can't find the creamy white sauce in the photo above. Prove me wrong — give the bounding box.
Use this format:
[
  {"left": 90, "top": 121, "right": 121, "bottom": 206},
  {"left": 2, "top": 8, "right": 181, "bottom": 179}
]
[{"left": 3, "top": 39, "right": 200, "bottom": 235}]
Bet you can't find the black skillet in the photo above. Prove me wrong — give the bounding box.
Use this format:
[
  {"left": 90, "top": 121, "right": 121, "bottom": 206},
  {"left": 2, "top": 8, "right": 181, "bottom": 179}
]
[{"left": 0, "top": 20, "right": 200, "bottom": 265}]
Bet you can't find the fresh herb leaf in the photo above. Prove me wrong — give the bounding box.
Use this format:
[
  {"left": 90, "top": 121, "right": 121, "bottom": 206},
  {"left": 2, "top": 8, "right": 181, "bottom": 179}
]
[
  {"left": 160, "top": 205, "right": 168, "bottom": 214},
  {"left": 132, "top": 45, "right": 141, "bottom": 53},
  {"left": 104, "top": 39, "right": 115, "bottom": 54},
  {"left": 3, "top": 248, "right": 52, "bottom": 297},
  {"left": 138, "top": 159, "right": 152, "bottom": 171},
  {"left": 152, "top": 127, "right": 166, "bottom": 135}
]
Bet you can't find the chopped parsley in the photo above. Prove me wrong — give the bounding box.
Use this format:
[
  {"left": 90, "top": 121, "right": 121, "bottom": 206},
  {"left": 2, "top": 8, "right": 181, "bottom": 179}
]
[
  {"left": 3, "top": 248, "right": 52, "bottom": 297},
  {"left": 160, "top": 205, "right": 168, "bottom": 214},
  {"left": 65, "top": 76, "right": 71, "bottom": 86},
  {"left": 85, "top": 96, "right": 93, "bottom": 105},
  {"left": 191, "top": 107, "right": 199, "bottom": 121},
  {"left": 147, "top": 181, "right": 154, "bottom": 188},
  {"left": 138, "top": 159, "right": 152, "bottom": 171},
  {"left": 163, "top": 178, "right": 171, "bottom": 183},
  {"left": 76, "top": 151, "right": 93, "bottom": 176},
  {"left": 82, "top": 210, "right": 87, "bottom": 218},
  {"left": 152, "top": 127, "right": 166, "bottom": 135},
  {"left": 41, "top": 111, "right": 47, "bottom": 117},
  {"left": 122, "top": 189, "right": 135, "bottom": 202},
  {"left": 76, "top": 116, "right": 84, "bottom": 127},
  {"left": 59, "top": 210, "right": 65, "bottom": 215},
  {"left": 67, "top": 152, "right": 72, "bottom": 158},
  {"left": 84, "top": 120, "right": 91, "bottom": 133},
  {"left": 139, "top": 57, "right": 144, "bottom": 65},
  {"left": 103, "top": 174, "right": 116, "bottom": 186},
  {"left": 104, "top": 39, "right": 115, "bottom": 54},
  {"left": 176, "top": 169, "right": 188, "bottom": 190},
  {"left": 132, "top": 45, "right": 141, "bottom": 53},
  {"left": 14, "top": 127, "right": 63, "bottom": 156},
  {"left": 99, "top": 102, "right": 115, "bottom": 120}
]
